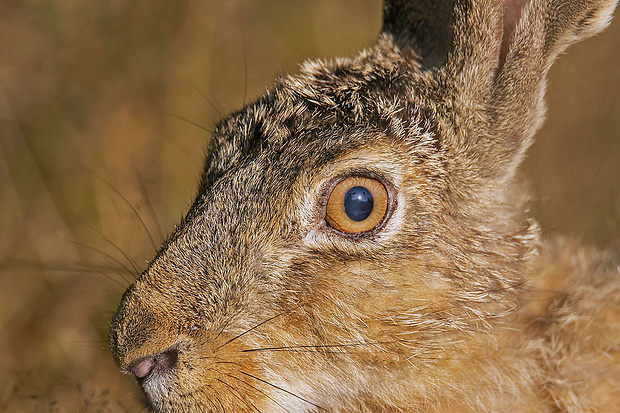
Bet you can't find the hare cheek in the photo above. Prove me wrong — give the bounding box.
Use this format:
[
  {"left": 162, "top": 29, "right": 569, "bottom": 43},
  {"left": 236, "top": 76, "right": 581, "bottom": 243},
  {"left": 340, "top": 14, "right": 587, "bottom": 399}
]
[{"left": 260, "top": 368, "right": 348, "bottom": 413}]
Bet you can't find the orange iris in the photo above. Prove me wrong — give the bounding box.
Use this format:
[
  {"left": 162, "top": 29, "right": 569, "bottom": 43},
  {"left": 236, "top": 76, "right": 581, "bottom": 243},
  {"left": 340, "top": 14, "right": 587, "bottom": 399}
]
[{"left": 325, "top": 177, "right": 388, "bottom": 233}]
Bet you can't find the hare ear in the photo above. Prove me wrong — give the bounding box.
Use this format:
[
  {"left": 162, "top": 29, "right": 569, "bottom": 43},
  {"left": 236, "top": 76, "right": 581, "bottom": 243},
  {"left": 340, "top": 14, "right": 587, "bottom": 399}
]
[
  {"left": 382, "top": 0, "right": 458, "bottom": 67},
  {"left": 382, "top": 1, "right": 507, "bottom": 70},
  {"left": 488, "top": 0, "right": 618, "bottom": 171},
  {"left": 383, "top": 0, "right": 617, "bottom": 178}
]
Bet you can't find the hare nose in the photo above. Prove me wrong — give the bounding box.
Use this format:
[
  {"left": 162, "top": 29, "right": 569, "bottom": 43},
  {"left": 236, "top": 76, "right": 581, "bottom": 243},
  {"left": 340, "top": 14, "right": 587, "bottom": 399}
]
[
  {"left": 128, "top": 346, "right": 179, "bottom": 379},
  {"left": 130, "top": 356, "right": 155, "bottom": 378}
]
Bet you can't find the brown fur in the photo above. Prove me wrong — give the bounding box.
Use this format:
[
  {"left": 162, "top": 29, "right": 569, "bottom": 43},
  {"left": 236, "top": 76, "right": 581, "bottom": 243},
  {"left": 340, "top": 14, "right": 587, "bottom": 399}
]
[{"left": 109, "top": 0, "right": 620, "bottom": 411}]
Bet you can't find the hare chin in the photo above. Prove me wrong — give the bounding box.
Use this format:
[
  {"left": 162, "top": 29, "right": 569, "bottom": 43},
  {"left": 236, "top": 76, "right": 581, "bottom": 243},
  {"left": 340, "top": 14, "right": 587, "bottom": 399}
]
[{"left": 140, "top": 373, "right": 174, "bottom": 407}]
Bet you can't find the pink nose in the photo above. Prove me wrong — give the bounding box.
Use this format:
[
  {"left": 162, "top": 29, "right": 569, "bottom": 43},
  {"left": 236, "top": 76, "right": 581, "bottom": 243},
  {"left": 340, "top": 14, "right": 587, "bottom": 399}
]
[
  {"left": 128, "top": 346, "right": 179, "bottom": 379},
  {"left": 130, "top": 356, "right": 155, "bottom": 378}
]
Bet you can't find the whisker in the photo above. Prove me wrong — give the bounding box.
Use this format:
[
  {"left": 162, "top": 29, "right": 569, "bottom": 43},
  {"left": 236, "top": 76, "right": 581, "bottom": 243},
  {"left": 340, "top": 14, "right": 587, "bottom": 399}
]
[
  {"left": 213, "top": 316, "right": 234, "bottom": 343},
  {"left": 86, "top": 168, "right": 158, "bottom": 252},
  {"left": 65, "top": 243, "right": 136, "bottom": 285},
  {"left": 73, "top": 264, "right": 129, "bottom": 289},
  {"left": 73, "top": 228, "right": 141, "bottom": 277},
  {"left": 227, "top": 374, "right": 291, "bottom": 413},
  {"left": 241, "top": 32, "right": 248, "bottom": 107},
  {"left": 214, "top": 394, "right": 227, "bottom": 413},
  {"left": 134, "top": 170, "right": 164, "bottom": 243},
  {"left": 0, "top": 256, "right": 131, "bottom": 289},
  {"left": 201, "top": 384, "right": 223, "bottom": 412},
  {"left": 205, "top": 384, "right": 226, "bottom": 413},
  {"left": 241, "top": 341, "right": 388, "bottom": 353},
  {"left": 190, "top": 80, "right": 223, "bottom": 118},
  {"left": 0, "top": 259, "right": 123, "bottom": 276},
  {"left": 216, "top": 378, "right": 262, "bottom": 413},
  {"left": 214, "top": 305, "right": 304, "bottom": 352},
  {"left": 163, "top": 111, "right": 212, "bottom": 134},
  {"left": 64, "top": 340, "right": 109, "bottom": 347},
  {"left": 240, "top": 371, "right": 330, "bottom": 412}
]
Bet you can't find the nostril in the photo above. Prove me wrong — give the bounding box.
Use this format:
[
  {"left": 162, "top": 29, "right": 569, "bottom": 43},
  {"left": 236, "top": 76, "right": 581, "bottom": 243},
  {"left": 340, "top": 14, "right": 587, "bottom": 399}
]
[
  {"left": 130, "top": 355, "right": 155, "bottom": 379},
  {"left": 128, "top": 345, "right": 179, "bottom": 379},
  {"left": 160, "top": 346, "right": 179, "bottom": 371}
]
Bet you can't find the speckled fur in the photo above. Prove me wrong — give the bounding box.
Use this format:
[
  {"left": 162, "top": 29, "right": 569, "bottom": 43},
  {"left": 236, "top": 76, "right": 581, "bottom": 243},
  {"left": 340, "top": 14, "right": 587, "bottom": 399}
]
[{"left": 109, "top": 0, "right": 620, "bottom": 411}]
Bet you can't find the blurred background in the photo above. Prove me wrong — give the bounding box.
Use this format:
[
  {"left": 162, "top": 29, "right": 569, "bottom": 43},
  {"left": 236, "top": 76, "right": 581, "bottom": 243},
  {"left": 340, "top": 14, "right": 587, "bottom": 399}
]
[{"left": 0, "top": 1, "right": 618, "bottom": 411}]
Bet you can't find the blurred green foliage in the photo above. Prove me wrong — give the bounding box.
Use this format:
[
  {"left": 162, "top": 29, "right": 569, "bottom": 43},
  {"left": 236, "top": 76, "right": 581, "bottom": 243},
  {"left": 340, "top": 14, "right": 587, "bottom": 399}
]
[{"left": 0, "top": 1, "right": 617, "bottom": 411}]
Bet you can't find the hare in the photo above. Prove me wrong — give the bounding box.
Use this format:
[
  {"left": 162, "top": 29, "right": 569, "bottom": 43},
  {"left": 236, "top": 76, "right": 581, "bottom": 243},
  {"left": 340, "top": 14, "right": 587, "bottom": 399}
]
[{"left": 109, "top": 0, "right": 620, "bottom": 412}]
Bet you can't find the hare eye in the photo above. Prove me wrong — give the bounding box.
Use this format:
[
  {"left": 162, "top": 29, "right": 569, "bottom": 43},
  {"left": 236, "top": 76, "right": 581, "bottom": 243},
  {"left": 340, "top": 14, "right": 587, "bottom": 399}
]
[{"left": 325, "top": 177, "right": 388, "bottom": 234}]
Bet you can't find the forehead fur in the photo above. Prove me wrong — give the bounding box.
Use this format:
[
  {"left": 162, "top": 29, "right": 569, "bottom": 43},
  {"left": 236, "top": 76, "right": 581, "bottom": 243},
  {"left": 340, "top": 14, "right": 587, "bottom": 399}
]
[{"left": 201, "top": 37, "right": 438, "bottom": 190}]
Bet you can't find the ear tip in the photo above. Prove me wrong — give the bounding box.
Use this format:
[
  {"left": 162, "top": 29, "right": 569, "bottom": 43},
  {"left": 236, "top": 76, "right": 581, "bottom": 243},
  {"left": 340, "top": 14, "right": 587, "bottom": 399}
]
[{"left": 573, "top": 0, "right": 619, "bottom": 39}]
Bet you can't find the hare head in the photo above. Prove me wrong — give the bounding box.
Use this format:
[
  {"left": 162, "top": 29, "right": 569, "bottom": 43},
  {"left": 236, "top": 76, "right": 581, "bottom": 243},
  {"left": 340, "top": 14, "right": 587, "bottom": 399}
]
[{"left": 109, "top": 0, "right": 618, "bottom": 411}]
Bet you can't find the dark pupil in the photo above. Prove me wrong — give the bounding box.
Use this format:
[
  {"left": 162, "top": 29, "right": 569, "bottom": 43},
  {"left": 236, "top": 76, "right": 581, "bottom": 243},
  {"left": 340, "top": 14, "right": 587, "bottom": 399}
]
[{"left": 344, "top": 186, "right": 374, "bottom": 222}]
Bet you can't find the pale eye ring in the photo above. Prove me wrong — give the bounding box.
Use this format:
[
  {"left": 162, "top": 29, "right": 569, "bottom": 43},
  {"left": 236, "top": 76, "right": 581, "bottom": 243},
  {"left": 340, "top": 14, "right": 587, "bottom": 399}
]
[{"left": 325, "top": 176, "right": 389, "bottom": 234}]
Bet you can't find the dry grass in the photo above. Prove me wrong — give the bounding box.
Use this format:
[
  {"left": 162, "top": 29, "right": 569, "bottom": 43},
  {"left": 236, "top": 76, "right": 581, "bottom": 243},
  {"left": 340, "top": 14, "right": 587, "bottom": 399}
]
[{"left": 0, "top": 1, "right": 618, "bottom": 411}]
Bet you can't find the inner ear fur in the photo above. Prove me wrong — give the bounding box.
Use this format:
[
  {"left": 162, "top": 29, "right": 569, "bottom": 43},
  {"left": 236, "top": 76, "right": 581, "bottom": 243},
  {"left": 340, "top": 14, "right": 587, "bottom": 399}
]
[{"left": 382, "top": 0, "right": 456, "bottom": 67}]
